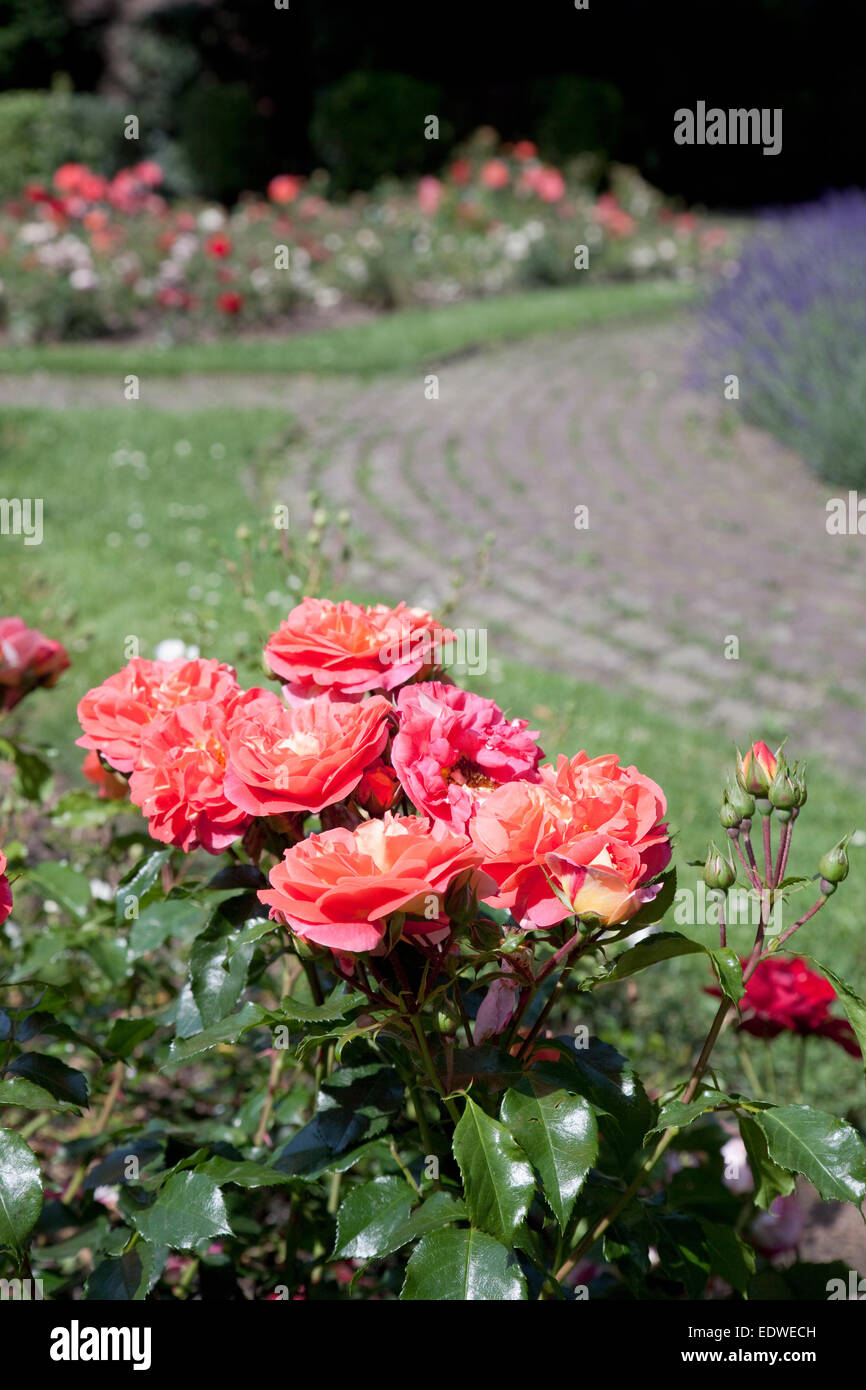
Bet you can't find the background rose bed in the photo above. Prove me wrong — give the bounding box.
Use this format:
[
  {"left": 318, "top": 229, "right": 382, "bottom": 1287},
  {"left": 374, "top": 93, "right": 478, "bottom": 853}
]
[
  {"left": 1, "top": 598, "right": 865, "bottom": 1301},
  {"left": 0, "top": 130, "right": 732, "bottom": 345}
]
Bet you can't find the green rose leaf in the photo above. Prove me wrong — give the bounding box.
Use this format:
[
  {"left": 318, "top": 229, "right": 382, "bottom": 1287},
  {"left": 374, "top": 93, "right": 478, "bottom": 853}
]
[
  {"left": 105, "top": 1018, "right": 157, "bottom": 1058},
  {"left": 195, "top": 1157, "right": 299, "bottom": 1189},
  {"left": 332, "top": 1176, "right": 415, "bottom": 1260},
  {"left": 401, "top": 1227, "right": 526, "bottom": 1300},
  {"left": 164, "top": 1001, "right": 271, "bottom": 1067},
  {"left": 739, "top": 1113, "right": 797, "bottom": 1212},
  {"left": 751, "top": 1105, "right": 866, "bottom": 1206},
  {"left": 803, "top": 955, "right": 866, "bottom": 1076},
  {"left": 696, "top": 1217, "right": 756, "bottom": 1296},
  {"left": 189, "top": 912, "right": 255, "bottom": 1027},
  {"left": 501, "top": 1087, "right": 597, "bottom": 1230},
  {"left": 115, "top": 848, "right": 172, "bottom": 926},
  {"left": 452, "top": 1097, "right": 535, "bottom": 1245},
  {"left": 6, "top": 1053, "right": 89, "bottom": 1108},
  {"left": 534, "top": 1037, "right": 655, "bottom": 1166},
  {"left": 128, "top": 1171, "right": 232, "bottom": 1249},
  {"left": 84, "top": 1250, "right": 145, "bottom": 1301},
  {"left": 0, "top": 1077, "right": 83, "bottom": 1114},
  {"left": 27, "top": 861, "right": 90, "bottom": 922},
  {"left": 0, "top": 1128, "right": 43, "bottom": 1251}
]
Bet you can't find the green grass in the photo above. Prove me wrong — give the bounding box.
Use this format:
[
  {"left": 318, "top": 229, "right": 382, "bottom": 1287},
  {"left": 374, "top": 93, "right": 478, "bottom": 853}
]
[
  {"left": 0, "top": 279, "right": 697, "bottom": 377},
  {"left": 2, "top": 396, "right": 864, "bottom": 1127},
  {"left": 0, "top": 406, "right": 312, "bottom": 756}
]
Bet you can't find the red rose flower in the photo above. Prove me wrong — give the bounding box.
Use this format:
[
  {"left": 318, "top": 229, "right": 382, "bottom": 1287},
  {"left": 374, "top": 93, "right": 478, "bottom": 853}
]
[
  {"left": 0, "top": 617, "right": 70, "bottom": 712},
  {"left": 709, "top": 957, "right": 861, "bottom": 1057}
]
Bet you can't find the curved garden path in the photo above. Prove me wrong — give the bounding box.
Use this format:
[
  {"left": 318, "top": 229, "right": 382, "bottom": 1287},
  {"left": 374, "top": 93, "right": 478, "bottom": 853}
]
[{"left": 3, "top": 315, "right": 863, "bottom": 771}]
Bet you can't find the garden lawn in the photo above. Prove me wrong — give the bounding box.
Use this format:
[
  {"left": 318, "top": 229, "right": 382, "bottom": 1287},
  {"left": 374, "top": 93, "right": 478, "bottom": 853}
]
[
  {"left": 2, "top": 401, "right": 864, "bottom": 1123},
  {"left": 0, "top": 279, "right": 696, "bottom": 377}
]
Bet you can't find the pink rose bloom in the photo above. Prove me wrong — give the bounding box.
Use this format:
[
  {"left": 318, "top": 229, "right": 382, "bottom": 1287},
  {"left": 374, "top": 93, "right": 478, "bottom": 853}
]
[
  {"left": 0, "top": 851, "right": 12, "bottom": 926},
  {"left": 527, "top": 166, "right": 566, "bottom": 202},
  {"left": 417, "top": 176, "right": 443, "bottom": 215},
  {"left": 392, "top": 682, "right": 543, "bottom": 830},
  {"left": 750, "top": 1196, "right": 805, "bottom": 1256},
  {"left": 0, "top": 617, "right": 70, "bottom": 712},
  {"left": 76, "top": 656, "right": 241, "bottom": 773}
]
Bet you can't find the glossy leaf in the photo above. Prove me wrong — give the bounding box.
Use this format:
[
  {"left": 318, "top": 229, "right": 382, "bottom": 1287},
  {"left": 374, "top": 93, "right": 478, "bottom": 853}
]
[
  {"left": 804, "top": 955, "right": 866, "bottom": 1075},
  {"left": 164, "top": 1001, "right": 271, "bottom": 1067},
  {"left": 534, "top": 1037, "right": 655, "bottom": 1165},
  {"left": 0, "top": 1128, "right": 43, "bottom": 1251},
  {"left": 195, "top": 1157, "right": 298, "bottom": 1189},
  {"left": 0, "top": 1076, "right": 82, "bottom": 1114},
  {"left": 751, "top": 1105, "right": 866, "bottom": 1205},
  {"left": 452, "top": 1097, "right": 535, "bottom": 1245},
  {"left": 333, "top": 1176, "right": 414, "bottom": 1260},
  {"left": 501, "top": 1087, "right": 597, "bottom": 1230},
  {"left": 115, "top": 848, "right": 172, "bottom": 926},
  {"left": 401, "top": 1228, "right": 526, "bottom": 1301},
  {"left": 128, "top": 1171, "right": 232, "bottom": 1249},
  {"left": 189, "top": 913, "right": 255, "bottom": 1027},
  {"left": 6, "top": 1053, "right": 89, "bottom": 1108},
  {"left": 739, "top": 1113, "right": 796, "bottom": 1211},
  {"left": 105, "top": 1017, "right": 157, "bottom": 1058},
  {"left": 27, "top": 862, "right": 90, "bottom": 922}
]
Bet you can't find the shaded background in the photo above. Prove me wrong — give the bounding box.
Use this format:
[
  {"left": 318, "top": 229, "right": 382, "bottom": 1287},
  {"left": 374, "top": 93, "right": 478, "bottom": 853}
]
[{"left": 0, "top": 0, "right": 860, "bottom": 206}]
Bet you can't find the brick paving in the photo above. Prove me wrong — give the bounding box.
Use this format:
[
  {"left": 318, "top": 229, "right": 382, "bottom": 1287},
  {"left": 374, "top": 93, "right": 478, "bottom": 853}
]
[{"left": 3, "top": 315, "right": 864, "bottom": 771}]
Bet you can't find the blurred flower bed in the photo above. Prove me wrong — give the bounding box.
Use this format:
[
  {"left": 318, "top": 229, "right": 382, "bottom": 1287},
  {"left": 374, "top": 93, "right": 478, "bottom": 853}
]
[{"left": 0, "top": 129, "right": 731, "bottom": 344}]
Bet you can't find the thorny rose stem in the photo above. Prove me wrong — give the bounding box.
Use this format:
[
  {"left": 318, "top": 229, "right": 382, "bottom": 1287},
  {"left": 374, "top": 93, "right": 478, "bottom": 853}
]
[{"left": 551, "top": 814, "right": 829, "bottom": 1291}]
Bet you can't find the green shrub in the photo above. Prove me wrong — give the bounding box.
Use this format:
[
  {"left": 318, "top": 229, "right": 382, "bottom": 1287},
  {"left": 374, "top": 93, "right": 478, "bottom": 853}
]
[
  {"left": 0, "top": 89, "right": 128, "bottom": 199},
  {"left": 179, "top": 80, "right": 271, "bottom": 202},
  {"left": 309, "top": 69, "right": 449, "bottom": 193},
  {"left": 534, "top": 74, "right": 624, "bottom": 163}
]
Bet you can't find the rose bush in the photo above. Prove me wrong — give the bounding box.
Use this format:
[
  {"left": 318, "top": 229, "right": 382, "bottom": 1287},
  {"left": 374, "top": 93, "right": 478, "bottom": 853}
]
[
  {"left": 0, "top": 132, "right": 733, "bottom": 343},
  {"left": 0, "top": 603, "right": 864, "bottom": 1303}
]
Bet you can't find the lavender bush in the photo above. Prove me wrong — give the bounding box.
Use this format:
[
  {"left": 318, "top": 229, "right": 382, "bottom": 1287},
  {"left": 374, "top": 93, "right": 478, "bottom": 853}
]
[{"left": 698, "top": 191, "right": 866, "bottom": 486}]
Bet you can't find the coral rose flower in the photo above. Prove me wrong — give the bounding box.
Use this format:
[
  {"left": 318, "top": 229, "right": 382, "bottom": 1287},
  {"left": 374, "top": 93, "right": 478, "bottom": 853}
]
[
  {"left": 268, "top": 174, "right": 302, "bottom": 204},
  {"left": 472, "top": 752, "right": 670, "bottom": 929},
  {"left": 263, "top": 597, "right": 455, "bottom": 701},
  {"left": 392, "top": 682, "right": 543, "bottom": 830},
  {"left": 0, "top": 617, "right": 70, "bottom": 712},
  {"left": 0, "top": 851, "right": 12, "bottom": 926},
  {"left": 128, "top": 696, "right": 268, "bottom": 853},
  {"left": 82, "top": 751, "right": 129, "bottom": 801},
  {"left": 259, "top": 812, "right": 490, "bottom": 953},
  {"left": 77, "top": 656, "right": 241, "bottom": 773},
  {"left": 224, "top": 694, "right": 392, "bottom": 817},
  {"left": 480, "top": 159, "right": 509, "bottom": 190}
]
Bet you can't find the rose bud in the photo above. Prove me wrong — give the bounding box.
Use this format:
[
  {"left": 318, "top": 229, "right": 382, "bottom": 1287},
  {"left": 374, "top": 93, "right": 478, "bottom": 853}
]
[
  {"left": 736, "top": 741, "right": 779, "bottom": 798},
  {"left": 818, "top": 837, "right": 850, "bottom": 886},
  {"left": 704, "top": 841, "right": 736, "bottom": 890},
  {"left": 719, "top": 795, "right": 741, "bottom": 830},
  {"left": 726, "top": 778, "right": 755, "bottom": 822},
  {"left": 768, "top": 757, "right": 798, "bottom": 815}
]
